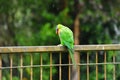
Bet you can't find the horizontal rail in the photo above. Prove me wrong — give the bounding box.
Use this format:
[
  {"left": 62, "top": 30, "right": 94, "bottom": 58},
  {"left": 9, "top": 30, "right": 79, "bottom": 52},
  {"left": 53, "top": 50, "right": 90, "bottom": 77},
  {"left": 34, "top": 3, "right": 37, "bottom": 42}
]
[
  {"left": 0, "top": 44, "right": 120, "bottom": 53},
  {"left": 1, "top": 62, "right": 120, "bottom": 70}
]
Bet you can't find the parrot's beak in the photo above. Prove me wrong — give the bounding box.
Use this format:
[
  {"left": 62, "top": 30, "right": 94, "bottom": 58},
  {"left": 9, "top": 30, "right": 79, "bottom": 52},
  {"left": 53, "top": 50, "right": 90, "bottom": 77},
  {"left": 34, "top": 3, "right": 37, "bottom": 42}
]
[{"left": 56, "top": 28, "right": 58, "bottom": 34}]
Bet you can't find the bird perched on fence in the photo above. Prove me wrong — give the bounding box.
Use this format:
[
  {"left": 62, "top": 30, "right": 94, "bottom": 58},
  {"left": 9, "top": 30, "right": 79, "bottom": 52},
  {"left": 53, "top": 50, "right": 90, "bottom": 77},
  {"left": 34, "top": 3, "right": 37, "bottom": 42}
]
[{"left": 56, "top": 24, "right": 76, "bottom": 67}]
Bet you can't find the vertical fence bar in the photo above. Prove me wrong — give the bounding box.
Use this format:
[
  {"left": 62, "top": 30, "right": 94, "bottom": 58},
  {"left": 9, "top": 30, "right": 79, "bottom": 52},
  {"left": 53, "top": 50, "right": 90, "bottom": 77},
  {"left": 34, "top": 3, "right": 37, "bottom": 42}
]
[
  {"left": 59, "top": 52, "right": 62, "bottom": 80},
  {"left": 77, "top": 53, "right": 80, "bottom": 80},
  {"left": 79, "top": 53, "right": 80, "bottom": 80},
  {"left": 87, "top": 52, "right": 89, "bottom": 80},
  {"left": 96, "top": 52, "right": 98, "bottom": 80},
  {"left": 68, "top": 54, "right": 71, "bottom": 80},
  {"left": 30, "top": 53, "right": 33, "bottom": 80},
  {"left": 104, "top": 51, "right": 106, "bottom": 80},
  {"left": 0, "top": 54, "right": 2, "bottom": 79},
  {"left": 10, "top": 54, "right": 13, "bottom": 80},
  {"left": 113, "top": 51, "right": 116, "bottom": 80},
  {"left": 40, "top": 53, "right": 42, "bottom": 80},
  {"left": 20, "top": 53, "right": 23, "bottom": 80},
  {"left": 50, "top": 53, "right": 52, "bottom": 80}
]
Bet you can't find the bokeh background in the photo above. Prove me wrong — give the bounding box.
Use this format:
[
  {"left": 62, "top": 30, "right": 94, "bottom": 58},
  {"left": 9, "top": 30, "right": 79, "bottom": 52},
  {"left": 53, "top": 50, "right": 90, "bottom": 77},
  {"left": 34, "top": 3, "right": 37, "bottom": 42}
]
[{"left": 0, "top": 0, "right": 120, "bottom": 80}]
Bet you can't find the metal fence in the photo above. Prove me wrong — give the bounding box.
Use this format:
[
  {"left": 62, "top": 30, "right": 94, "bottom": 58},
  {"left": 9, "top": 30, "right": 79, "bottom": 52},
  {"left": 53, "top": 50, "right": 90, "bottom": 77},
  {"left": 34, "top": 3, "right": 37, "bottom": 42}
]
[{"left": 0, "top": 44, "right": 120, "bottom": 80}]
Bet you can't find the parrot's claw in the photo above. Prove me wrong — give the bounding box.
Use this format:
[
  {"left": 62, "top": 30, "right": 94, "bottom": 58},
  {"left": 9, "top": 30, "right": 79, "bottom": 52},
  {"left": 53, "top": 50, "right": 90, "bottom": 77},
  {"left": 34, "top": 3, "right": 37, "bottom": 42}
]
[{"left": 57, "top": 44, "right": 63, "bottom": 46}]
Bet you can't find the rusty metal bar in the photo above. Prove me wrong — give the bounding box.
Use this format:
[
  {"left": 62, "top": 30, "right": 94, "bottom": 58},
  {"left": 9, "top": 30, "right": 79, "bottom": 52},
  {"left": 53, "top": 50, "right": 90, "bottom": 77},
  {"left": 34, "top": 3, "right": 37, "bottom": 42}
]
[
  {"left": 68, "top": 54, "right": 71, "bottom": 80},
  {"left": 75, "top": 45, "right": 120, "bottom": 51},
  {"left": 104, "top": 51, "right": 106, "bottom": 80},
  {"left": 87, "top": 52, "right": 89, "bottom": 80},
  {"left": 0, "top": 44, "right": 120, "bottom": 53},
  {"left": 0, "top": 62, "right": 120, "bottom": 70},
  {"left": 113, "top": 51, "right": 116, "bottom": 80},
  {"left": 77, "top": 54, "right": 80, "bottom": 80},
  {"left": 40, "top": 53, "right": 42, "bottom": 80},
  {"left": 10, "top": 54, "right": 13, "bottom": 80},
  {"left": 30, "top": 53, "right": 33, "bottom": 80},
  {"left": 79, "top": 53, "right": 80, "bottom": 80},
  {"left": 0, "top": 54, "right": 2, "bottom": 79},
  {"left": 96, "top": 52, "right": 98, "bottom": 80},
  {"left": 50, "top": 53, "right": 52, "bottom": 80},
  {"left": 20, "top": 53, "right": 23, "bottom": 80},
  {"left": 59, "top": 52, "right": 62, "bottom": 80}
]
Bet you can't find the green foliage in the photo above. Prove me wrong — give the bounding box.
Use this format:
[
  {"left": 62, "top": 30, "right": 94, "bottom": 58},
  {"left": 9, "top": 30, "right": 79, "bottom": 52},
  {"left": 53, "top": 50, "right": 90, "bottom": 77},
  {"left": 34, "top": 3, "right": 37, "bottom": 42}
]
[{"left": 0, "top": 0, "right": 120, "bottom": 79}]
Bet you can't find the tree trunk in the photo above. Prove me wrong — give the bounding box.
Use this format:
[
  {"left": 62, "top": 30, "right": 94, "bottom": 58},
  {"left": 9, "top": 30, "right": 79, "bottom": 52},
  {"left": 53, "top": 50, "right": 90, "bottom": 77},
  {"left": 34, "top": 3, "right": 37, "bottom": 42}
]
[
  {"left": 72, "top": 0, "right": 81, "bottom": 80},
  {"left": 72, "top": 15, "right": 80, "bottom": 80}
]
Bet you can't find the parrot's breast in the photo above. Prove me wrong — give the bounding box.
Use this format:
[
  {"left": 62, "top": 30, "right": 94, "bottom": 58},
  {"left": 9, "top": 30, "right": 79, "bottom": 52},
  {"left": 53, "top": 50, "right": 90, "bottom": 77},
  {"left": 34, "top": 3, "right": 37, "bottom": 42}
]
[{"left": 58, "top": 29, "right": 60, "bottom": 35}]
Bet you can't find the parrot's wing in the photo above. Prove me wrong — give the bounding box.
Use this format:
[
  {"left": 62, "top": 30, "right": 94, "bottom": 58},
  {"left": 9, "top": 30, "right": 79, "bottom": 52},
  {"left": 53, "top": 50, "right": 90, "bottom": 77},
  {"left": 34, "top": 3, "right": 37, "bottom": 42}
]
[
  {"left": 59, "top": 27, "right": 76, "bottom": 67},
  {"left": 59, "top": 27, "right": 74, "bottom": 49}
]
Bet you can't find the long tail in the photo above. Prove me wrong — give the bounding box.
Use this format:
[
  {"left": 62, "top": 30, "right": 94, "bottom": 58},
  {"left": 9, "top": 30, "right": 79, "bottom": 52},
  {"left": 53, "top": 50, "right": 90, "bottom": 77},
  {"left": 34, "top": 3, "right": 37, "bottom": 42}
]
[{"left": 68, "top": 48, "right": 76, "bottom": 68}]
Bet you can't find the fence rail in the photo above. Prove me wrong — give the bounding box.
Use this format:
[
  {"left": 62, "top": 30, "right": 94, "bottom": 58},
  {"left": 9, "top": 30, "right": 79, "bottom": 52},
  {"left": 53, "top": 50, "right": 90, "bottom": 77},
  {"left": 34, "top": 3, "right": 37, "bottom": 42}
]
[
  {"left": 0, "top": 44, "right": 120, "bottom": 80},
  {"left": 0, "top": 44, "right": 120, "bottom": 53}
]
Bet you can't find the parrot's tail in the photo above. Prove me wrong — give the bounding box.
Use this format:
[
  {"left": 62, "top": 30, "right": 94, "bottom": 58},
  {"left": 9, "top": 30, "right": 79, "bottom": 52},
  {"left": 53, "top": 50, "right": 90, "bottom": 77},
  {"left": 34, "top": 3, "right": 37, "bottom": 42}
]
[{"left": 68, "top": 48, "right": 77, "bottom": 68}]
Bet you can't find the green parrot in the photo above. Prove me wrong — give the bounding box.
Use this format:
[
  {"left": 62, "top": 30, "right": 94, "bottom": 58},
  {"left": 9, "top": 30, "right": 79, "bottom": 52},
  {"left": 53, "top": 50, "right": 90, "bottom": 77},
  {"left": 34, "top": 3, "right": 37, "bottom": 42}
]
[{"left": 56, "top": 24, "right": 76, "bottom": 67}]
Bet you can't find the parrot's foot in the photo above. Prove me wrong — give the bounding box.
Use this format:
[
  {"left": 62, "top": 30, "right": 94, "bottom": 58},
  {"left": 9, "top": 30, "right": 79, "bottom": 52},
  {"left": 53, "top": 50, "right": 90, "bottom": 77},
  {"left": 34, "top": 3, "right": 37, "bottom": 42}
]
[{"left": 57, "top": 44, "right": 63, "bottom": 46}]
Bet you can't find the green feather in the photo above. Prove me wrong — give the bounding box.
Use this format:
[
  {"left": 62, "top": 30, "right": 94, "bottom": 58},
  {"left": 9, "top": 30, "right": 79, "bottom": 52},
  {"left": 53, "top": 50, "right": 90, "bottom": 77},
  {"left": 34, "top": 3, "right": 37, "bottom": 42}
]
[
  {"left": 68, "top": 48, "right": 76, "bottom": 67},
  {"left": 56, "top": 24, "right": 76, "bottom": 67}
]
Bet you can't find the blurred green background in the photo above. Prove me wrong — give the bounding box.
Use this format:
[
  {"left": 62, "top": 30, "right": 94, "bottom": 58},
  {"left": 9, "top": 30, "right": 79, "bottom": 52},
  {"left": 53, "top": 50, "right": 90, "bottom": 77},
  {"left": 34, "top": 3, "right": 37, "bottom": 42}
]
[{"left": 0, "top": 0, "right": 120, "bottom": 80}]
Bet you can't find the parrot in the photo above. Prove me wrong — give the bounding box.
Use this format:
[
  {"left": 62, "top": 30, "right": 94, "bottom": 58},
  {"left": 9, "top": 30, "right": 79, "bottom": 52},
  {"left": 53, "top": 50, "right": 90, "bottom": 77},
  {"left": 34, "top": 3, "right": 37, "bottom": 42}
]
[{"left": 56, "top": 24, "right": 76, "bottom": 67}]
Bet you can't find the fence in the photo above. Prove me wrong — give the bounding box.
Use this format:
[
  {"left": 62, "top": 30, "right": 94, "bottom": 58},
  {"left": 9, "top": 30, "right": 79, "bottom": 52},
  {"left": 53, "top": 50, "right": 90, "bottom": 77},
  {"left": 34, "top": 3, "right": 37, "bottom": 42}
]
[{"left": 0, "top": 44, "right": 120, "bottom": 80}]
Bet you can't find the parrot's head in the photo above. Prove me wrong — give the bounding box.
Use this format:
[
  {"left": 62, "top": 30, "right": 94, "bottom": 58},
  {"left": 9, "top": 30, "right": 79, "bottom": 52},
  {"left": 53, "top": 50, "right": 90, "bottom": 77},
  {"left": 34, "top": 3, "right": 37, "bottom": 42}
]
[{"left": 56, "top": 24, "right": 63, "bottom": 35}]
